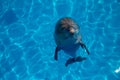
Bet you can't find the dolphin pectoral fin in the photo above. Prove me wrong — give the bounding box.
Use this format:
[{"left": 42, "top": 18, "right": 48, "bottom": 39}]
[
  {"left": 80, "top": 42, "right": 90, "bottom": 55},
  {"left": 65, "top": 56, "right": 86, "bottom": 67},
  {"left": 54, "top": 46, "right": 60, "bottom": 60},
  {"left": 84, "top": 45, "right": 90, "bottom": 55}
]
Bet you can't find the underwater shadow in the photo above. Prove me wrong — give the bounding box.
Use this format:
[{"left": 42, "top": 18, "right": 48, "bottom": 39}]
[{"left": 0, "top": 9, "right": 18, "bottom": 25}]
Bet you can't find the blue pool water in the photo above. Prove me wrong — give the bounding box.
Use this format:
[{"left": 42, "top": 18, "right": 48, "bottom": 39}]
[{"left": 0, "top": 0, "right": 120, "bottom": 80}]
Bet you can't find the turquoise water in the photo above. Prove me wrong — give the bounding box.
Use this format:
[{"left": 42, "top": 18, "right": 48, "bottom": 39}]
[{"left": 0, "top": 0, "right": 120, "bottom": 80}]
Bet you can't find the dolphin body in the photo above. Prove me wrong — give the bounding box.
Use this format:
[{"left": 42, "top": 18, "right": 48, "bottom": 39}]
[{"left": 54, "top": 17, "right": 89, "bottom": 66}]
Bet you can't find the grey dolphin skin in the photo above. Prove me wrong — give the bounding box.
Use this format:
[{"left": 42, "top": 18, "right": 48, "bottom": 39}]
[{"left": 54, "top": 17, "right": 89, "bottom": 67}]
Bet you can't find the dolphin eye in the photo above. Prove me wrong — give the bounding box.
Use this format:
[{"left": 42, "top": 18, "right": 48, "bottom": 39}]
[{"left": 61, "top": 27, "right": 65, "bottom": 31}]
